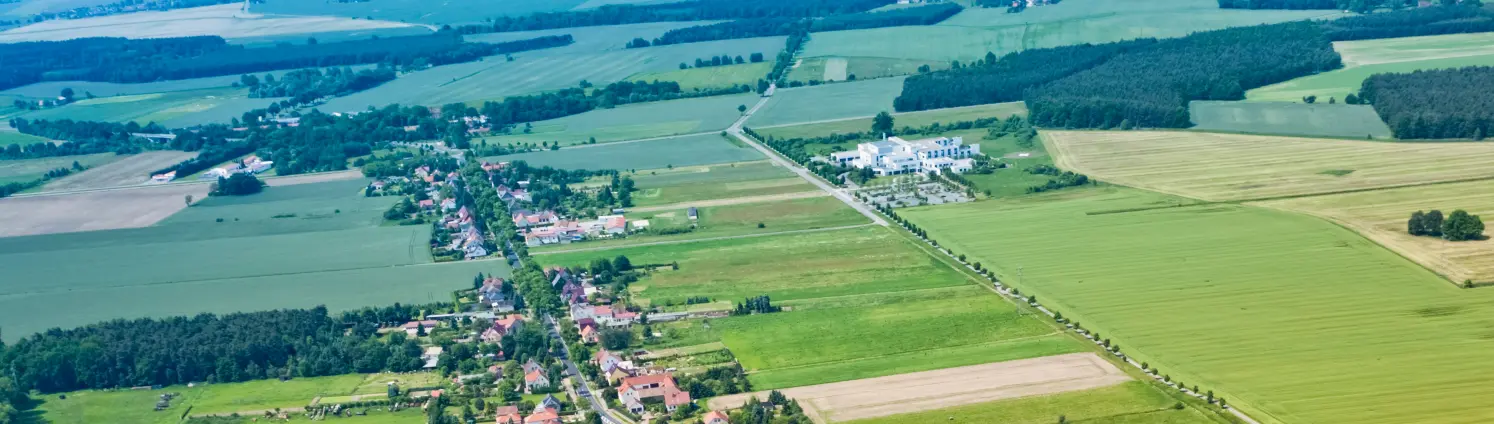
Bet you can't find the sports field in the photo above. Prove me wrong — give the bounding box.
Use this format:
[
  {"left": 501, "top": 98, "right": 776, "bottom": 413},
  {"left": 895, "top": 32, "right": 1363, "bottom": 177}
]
[
  {"left": 1256, "top": 179, "right": 1494, "bottom": 285},
  {"left": 0, "top": 152, "right": 119, "bottom": 185},
  {"left": 1189, "top": 101, "right": 1392, "bottom": 140},
  {"left": 1247, "top": 32, "right": 1494, "bottom": 103},
  {"left": 627, "top": 62, "right": 773, "bottom": 91},
  {"left": 747, "top": 77, "right": 906, "bottom": 127},
  {"left": 902, "top": 186, "right": 1494, "bottom": 424},
  {"left": 39, "top": 151, "right": 197, "bottom": 192},
  {"left": 533, "top": 195, "right": 866, "bottom": 252},
  {"left": 0, "top": 178, "right": 511, "bottom": 340},
  {"left": 844, "top": 381, "right": 1214, "bottom": 424},
  {"left": 627, "top": 160, "right": 812, "bottom": 207},
  {"left": 488, "top": 132, "right": 762, "bottom": 171},
  {"left": 1045, "top": 130, "right": 1494, "bottom": 202},
  {"left": 479, "top": 92, "right": 759, "bottom": 147},
  {"left": 320, "top": 37, "right": 785, "bottom": 110},
  {"left": 0, "top": 3, "right": 419, "bottom": 42},
  {"left": 16, "top": 87, "right": 281, "bottom": 128},
  {"left": 800, "top": 0, "right": 1338, "bottom": 64},
  {"left": 754, "top": 101, "right": 1027, "bottom": 139}
]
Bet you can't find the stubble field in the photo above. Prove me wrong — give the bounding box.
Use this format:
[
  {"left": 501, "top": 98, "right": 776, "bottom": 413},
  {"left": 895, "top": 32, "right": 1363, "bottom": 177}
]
[{"left": 745, "top": 77, "right": 906, "bottom": 127}]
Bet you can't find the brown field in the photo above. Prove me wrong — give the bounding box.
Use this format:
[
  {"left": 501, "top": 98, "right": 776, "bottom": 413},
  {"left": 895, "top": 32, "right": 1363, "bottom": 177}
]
[
  {"left": 40, "top": 151, "right": 198, "bottom": 192},
  {"left": 1045, "top": 130, "right": 1494, "bottom": 202},
  {"left": 707, "top": 353, "right": 1129, "bottom": 423},
  {"left": 1255, "top": 179, "right": 1494, "bottom": 285}
]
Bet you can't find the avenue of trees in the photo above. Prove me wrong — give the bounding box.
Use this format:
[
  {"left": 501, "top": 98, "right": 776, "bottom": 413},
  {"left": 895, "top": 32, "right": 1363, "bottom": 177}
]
[
  {"left": 1409, "top": 209, "right": 1485, "bottom": 241},
  {"left": 1360, "top": 66, "right": 1494, "bottom": 140},
  {"left": 451, "top": 0, "right": 892, "bottom": 34}
]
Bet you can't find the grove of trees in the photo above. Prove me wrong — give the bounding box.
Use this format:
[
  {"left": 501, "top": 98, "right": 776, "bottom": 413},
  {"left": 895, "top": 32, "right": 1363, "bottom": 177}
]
[
  {"left": 1359, "top": 66, "right": 1494, "bottom": 140},
  {"left": 1409, "top": 209, "right": 1485, "bottom": 241}
]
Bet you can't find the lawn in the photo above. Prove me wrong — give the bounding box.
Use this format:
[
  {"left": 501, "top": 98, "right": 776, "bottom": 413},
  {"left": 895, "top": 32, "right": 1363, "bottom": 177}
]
[
  {"left": 753, "top": 101, "right": 1026, "bottom": 137},
  {"left": 846, "top": 381, "right": 1216, "bottom": 424},
  {"left": 13, "top": 87, "right": 280, "bottom": 128},
  {"left": 479, "top": 92, "right": 760, "bottom": 147},
  {"left": 1045, "top": 130, "right": 1494, "bottom": 202},
  {"left": 0, "top": 153, "right": 118, "bottom": 184},
  {"left": 901, "top": 186, "right": 1494, "bottom": 424},
  {"left": 0, "top": 178, "right": 512, "bottom": 341},
  {"left": 1255, "top": 179, "right": 1494, "bottom": 285},
  {"left": 746, "top": 77, "right": 906, "bottom": 127},
  {"left": 487, "top": 132, "right": 762, "bottom": 171},
  {"left": 626, "top": 160, "right": 812, "bottom": 207},
  {"left": 319, "top": 36, "right": 785, "bottom": 110},
  {"left": 1189, "top": 101, "right": 1392, "bottom": 140},
  {"left": 1248, "top": 32, "right": 1494, "bottom": 102},
  {"left": 532, "top": 195, "right": 868, "bottom": 252},
  {"left": 627, "top": 61, "right": 774, "bottom": 91}
]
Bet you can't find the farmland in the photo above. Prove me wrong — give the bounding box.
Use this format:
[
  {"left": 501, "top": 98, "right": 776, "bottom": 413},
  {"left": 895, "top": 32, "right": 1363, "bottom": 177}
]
[
  {"left": 845, "top": 381, "right": 1214, "bottom": 424},
  {"left": 1255, "top": 179, "right": 1494, "bottom": 285},
  {"left": 0, "top": 178, "right": 511, "bottom": 341},
  {"left": 788, "top": 56, "right": 939, "bottom": 83},
  {"left": 1189, "top": 101, "right": 1392, "bottom": 140},
  {"left": 466, "top": 21, "right": 722, "bottom": 56},
  {"left": 533, "top": 195, "right": 867, "bottom": 252},
  {"left": 479, "top": 92, "right": 760, "bottom": 147},
  {"left": 0, "top": 152, "right": 119, "bottom": 185},
  {"left": 319, "top": 36, "right": 785, "bottom": 111},
  {"left": 627, "top": 62, "right": 773, "bottom": 91},
  {"left": 753, "top": 101, "right": 1027, "bottom": 138},
  {"left": 15, "top": 87, "right": 281, "bottom": 128},
  {"left": 746, "top": 77, "right": 906, "bottom": 127},
  {"left": 901, "top": 186, "right": 1494, "bottom": 424},
  {"left": 626, "top": 160, "right": 813, "bottom": 207},
  {"left": 254, "top": 0, "right": 583, "bottom": 25},
  {"left": 799, "top": 0, "right": 1338, "bottom": 66},
  {"left": 0, "top": 4, "right": 420, "bottom": 42},
  {"left": 1247, "top": 32, "right": 1494, "bottom": 102},
  {"left": 486, "top": 132, "right": 762, "bottom": 171},
  {"left": 0, "top": 129, "right": 50, "bottom": 147},
  {"left": 1045, "top": 130, "right": 1494, "bottom": 202},
  {"left": 39, "top": 151, "right": 197, "bottom": 192}
]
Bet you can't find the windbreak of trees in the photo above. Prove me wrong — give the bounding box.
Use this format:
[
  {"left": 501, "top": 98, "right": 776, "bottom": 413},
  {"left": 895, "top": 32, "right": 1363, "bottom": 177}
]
[
  {"left": 646, "top": 3, "right": 961, "bottom": 46},
  {"left": 451, "top": 0, "right": 892, "bottom": 34},
  {"left": 894, "top": 39, "right": 1152, "bottom": 112},
  {"left": 1026, "top": 21, "right": 1340, "bottom": 129},
  {"left": 1360, "top": 66, "right": 1494, "bottom": 140}
]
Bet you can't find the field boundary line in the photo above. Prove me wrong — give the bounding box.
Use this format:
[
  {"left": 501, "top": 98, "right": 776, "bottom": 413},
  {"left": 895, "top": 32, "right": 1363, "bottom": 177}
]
[{"left": 529, "top": 224, "right": 874, "bottom": 255}]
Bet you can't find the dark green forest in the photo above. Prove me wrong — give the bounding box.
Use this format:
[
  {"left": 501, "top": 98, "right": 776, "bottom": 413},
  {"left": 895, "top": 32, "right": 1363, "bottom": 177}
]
[
  {"left": 1360, "top": 66, "right": 1494, "bottom": 139},
  {"left": 893, "top": 40, "right": 1152, "bottom": 112}
]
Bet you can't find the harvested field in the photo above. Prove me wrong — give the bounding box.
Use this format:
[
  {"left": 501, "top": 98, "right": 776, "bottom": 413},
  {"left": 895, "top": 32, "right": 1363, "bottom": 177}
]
[
  {"left": 1189, "top": 101, "right": 1392, "bottom": 140},
  {"left": 754, "top": 102, "right": 1027, "bottom": 139},
  {"left": 0, "top": 4, "right": 419, "bottom": 42},
  {"left": 533, "top": 195, "right": 868, "bottom": 252},
  {"left": 1045, "top": 130, "right": 1494, "bottom": 202},
  {"left": 254, "top": 0, "right": 581, "bottom": 25},
  {"left": 488, "top": 133, "right": 762, "bottom": 171},
  {"left": 1255, "top": 179, "right": 1494, "bottom": 284},
  {"left": 709, "top": 353, "right": 1129, "bottom": 423},
  {"left": 747, "top": 77, "right": 906, "bottom": 127},
  {"left": 628, "top": 191, "right": 826, "bottom": 213},
  {"left": 845, "top": 381, "right": 1213, "bottom": 424},
  {"left": 626, "top": 61, "right": 773, "bottom": 91},
  {"left": 16, "top": 87, "right": 281, "bottom": 128},
  {"left": 40, "top": 151, "right": 197, "bottom": 192},
  {"left": 0, "top": 153, "right": 119, "bottom": 184},
  {"left": 0, "top": 182, "right": 207, "bottom": 238}
]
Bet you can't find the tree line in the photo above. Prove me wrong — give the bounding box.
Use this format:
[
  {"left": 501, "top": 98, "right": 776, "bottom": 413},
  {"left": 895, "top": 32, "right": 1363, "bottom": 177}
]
[
  {"left": 243, "top": 66, "right": 398, "bottom": 108},
  {"left": 679, "top": 53, "right": 766, "bottom": 69},
  {"left": 17, "top": 0, "right": 250, "bottom": 23},
  {"left": 450, "top": 0, "right": 892, "bottom": 35},
  {"left": 1321, "top": 3, "right": 1493, "bottom": 40},
  {"left": 894, "top": 39, "right": 1152, "bottom": 112},
  {"left": 1221, "top": 0, "right": 1482, "bottom": 13},
  {"left": 640, "top": 3, "right": 961, "bottom": 47},
  {"left": 1359, "top": 66, "right": 1494, "bottom": 139}
]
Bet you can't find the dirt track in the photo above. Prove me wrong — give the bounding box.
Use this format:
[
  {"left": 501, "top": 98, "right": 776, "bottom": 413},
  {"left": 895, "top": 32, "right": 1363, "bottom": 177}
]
[{"left": 707, "top": 353, "right": 1130, "bottom": 423}]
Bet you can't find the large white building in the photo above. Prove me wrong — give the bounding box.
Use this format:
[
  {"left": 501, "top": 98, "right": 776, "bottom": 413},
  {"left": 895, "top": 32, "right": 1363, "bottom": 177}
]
[{"left": 833, "top": 136, "right": 980, "bottom": 176}]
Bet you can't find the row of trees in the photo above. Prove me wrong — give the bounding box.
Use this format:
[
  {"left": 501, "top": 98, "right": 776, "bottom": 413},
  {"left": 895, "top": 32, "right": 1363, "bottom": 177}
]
[
  {"left": 450, "top": 0, "right": 891, "bottom": 34},
  {"left": 644, "top": 3, "right": 961, "bottom": 46},
  {"left": 680, "top": 53, "right": 766, "bottom": 69},
  {"left": 1359, "top": 66, "right": 1494, "bottom": 140},
  {"left": 1408, "top": 210, "right": 1485, "bottom": 241}
]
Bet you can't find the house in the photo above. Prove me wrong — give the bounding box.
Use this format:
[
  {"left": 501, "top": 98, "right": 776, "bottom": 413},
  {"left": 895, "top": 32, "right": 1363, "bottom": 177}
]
[
  {"left": 687, "top": 207, "right": 698, "bottom": 221},
  {"left": 600, "top": 215, "right": 627, "bottom": 235},
  {"left": 440, "top": 198, "right": 457, "bottom": 211},
  {"left": 522, "top": 358, "right": 544, "bottom": 375},
  {"left": 523, "top": 408, "right": 561, "bottom": 424},
  {"left": 418, "top": 199, "right": 436, "bottom": 210},
  {"left": 579, "top": 325, "right": 599, "bottom": 344},
  {"left": 618, "top": 374, "right": 692, "bottom": 413},
  {"left": 496, "top": 411, "right": 523, "bottom": 424},
  {"left": 560, "top": 281, "right": 586, "bottom": 305},
  {"left": 534, "top": 394, "right": 562, "bottom": 413},
  {"left": 847, "top": 135, "right": 980, "bottom": 176},
  {"left": 513, "top": 210, "right": 560, "bottom": 229},
  {"left": 703, "top": 411, "right": 730, "bottom": 424},
  {"left": 483, "top": 314, "right": 524, "bottom": 341},
  {"left": 422, "top": 346, "right": 443, "bottom": 369},
  {"left": 401, "top": 320, "right": 441, "bottom": 336},
  {"left": 593, "top": 349, "right": 624, "bottom": 370},
  {"left": 150, "top": 171, "right": 176, "bottom": 183},
  {"left": 523, "top": 370, "right": 550, "bottom": 394}
]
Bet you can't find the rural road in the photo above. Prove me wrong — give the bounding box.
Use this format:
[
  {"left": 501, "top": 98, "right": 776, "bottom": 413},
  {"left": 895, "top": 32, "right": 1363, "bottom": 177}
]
[
  {"left": 545, "top": 315, "right": 631, "bottom": 424},
  {"left": 626, "top": 190, "right": 827, "bottom": 213},
  {"left": 726, "top": 93, "right": 888, "bottom": 226},
  {"left": 530, "top": 224, "right": 874, "bottom": 255}
]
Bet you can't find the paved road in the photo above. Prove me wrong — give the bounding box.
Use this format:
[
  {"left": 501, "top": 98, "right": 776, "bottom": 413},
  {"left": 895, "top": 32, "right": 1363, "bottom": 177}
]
[
  {"left": 546, "top": 315, "right": 631, "bottom": 424},
  {"left": 726, "top": 95, "right": 888, "bottom": 226},
  {"left": 531, "top": 224, "right": 874, "bottom": 255}
]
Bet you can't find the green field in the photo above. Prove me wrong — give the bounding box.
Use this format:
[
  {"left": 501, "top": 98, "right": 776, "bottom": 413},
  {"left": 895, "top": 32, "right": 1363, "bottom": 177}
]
[
  {"left": 0, "top": 153, "right": 118, "bottom": 184},
  {"left": 13, "top": 87, "right": 279, "bottom": 128},
  {"left": 754, "top": 102, "right": 1027, "bottom": 138},
  {"left": 627, "top": 160, "right": 812, "bottom": 207},
  {"left": 847, "top": 381, "right": 1216, "bottom": 424},
  {"left": 254, "top": 0, "right": 583, "bottom": 25},
  {"left": 1189, "top": 101, "right": 1392, "bottom": 139},
  {"left": 902, "top": 186, "right": 1494, "bottom": 424},
  {"left": 747, "top": 76, "right": 906, "bottom": 127},
  {"left": 466, "top": 21, "right": 719, "bottom": 56},
  {"left": 479, "top": 92, "right": 760, "bottom": 147},
  {"left": 0, "top": 129, "right": 50, "bottom": 147},
  {"left": 319, "top": 37, "right": 786, "bottom": 110},
  {"left": 488, "top": 132, "right": 762, "bottom": 171},
  {"left": 788, "top": 56, "right": 944, "bottom": 83},
  {"left": 1246, "top": 53, "right": 1494, "bottom": 103},
  {"left": 533, "top": 195, "right": 867, "bottom": 252},
  {"left": 800, "top": 0, "right": 1338, "bottom": 65},
  {"left": 627, "top": 62, "right": 774, "bottom": 91},
  {"left": 0, "top": 179, "right": 511, "bottom": 341}
]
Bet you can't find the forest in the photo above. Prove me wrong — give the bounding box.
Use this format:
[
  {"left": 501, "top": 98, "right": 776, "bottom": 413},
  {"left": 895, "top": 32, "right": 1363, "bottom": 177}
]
[
  {"left": 1360, "top": 66, "right": 1494, "bottom": 139},
  {"left": 0, "top": 33, "right": 569, "bottom": 91},
  {"left": 646, "top": 3, "right": 961, "bottom": 46},
  {"left": 243, "top": 66, "right": 398, "bottom": 107},
  {"left": 893, "top": 40, "right": 1152, "bottom": 112},
  {"left": 1320, "top": 3, "right": 1494, "bottom": 40},
  {"left": 452, "top": 0, "right": 891, "bottom": 34}
]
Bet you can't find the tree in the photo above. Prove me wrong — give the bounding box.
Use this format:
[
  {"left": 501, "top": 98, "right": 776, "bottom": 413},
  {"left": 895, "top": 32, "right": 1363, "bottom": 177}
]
[
  {"left": 416, "top": 323, "right": 427, "bottom": 337},
  {"left": 1425, "top": 210, "right": 1445, "bottom": 236},
  {"left": 1408, "top": 210, "right": 1428, "bottom": 235},
  {"left": 212, "top": 174, "right": 265, "bottom": 196},
  {"left": 60, "top": 87, "right": 74, "bottom": 101},
  {"left": 388, "top": 383, "right": 400, "bottom": 399},
  {"left": 599, "top": 328, "right": 632, "bottom": 350},
  {"left": 738, "top": 104, "right": 747, "bottom": 114},
  {"left": 613, "top": 255, "right": 632, "bottom": 271},
  {"left": 872, "top": 111, "right": 894, "bottom": 135},
  {"left": 184, "top": 194, "right": 193, "bottom": 206},
  {"left": 1303, "top": 95, "right": 1317, "bottom": 104},
  {"left": 1442, "top": 209, "right": 1485, "bottom": 241}
]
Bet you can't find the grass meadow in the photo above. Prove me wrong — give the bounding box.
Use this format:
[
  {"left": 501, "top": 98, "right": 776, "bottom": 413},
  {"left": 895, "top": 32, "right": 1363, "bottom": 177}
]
[
  {"left": 626, "top": 160, "right": 812, "bottom": 207},
  {"left": 0, "top": 153, "right": 118, "bottom": 184},
  {"left": 1249, "top": 32, "right": 1494, "bottom": 102},
  {"left": 0, "top": 130, "right": 49, "bottom": 147},
  {"left": 479, "top": 92, "right": 760, "bottom": 147},
  {"left": 788, "top": 56, "right": 938, "bottom": 83},
  {"left": 902, "top": 186, "right": 1494, "bottom": 424},
  {"left": 627, "top": 61, "right": 773, "bottom": 91},
  {"left": 746, "top": 77, "right": 906, "bottom": 127},
  {"left": 15, "top": 87, "right": 280, "bottom": 128},
  {"left": 753, "top": 102, "right": 1026, "bottom": 138},
  {"left": 846, "top": 381, "right": 1217, "bottom": 424},
  {"left": 0, "top": 178, "right": 511, "bottom": 341},
  {"left": 488, "top": 132, "right": 762, "bottom": 171},
  {"left": 532, "top": 195, "right": 867, "bottom": 252},
  {"left": 1189, "top": 101, "right": 1392, "bottom": 139},
  {"left": 1045, "top": 130, "right": 1494, "bottom": 202}
]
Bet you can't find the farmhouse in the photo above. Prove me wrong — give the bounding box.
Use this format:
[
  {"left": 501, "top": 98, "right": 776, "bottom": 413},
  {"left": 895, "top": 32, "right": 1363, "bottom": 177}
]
[
  {"left": 523, "top": 408, "right": 561, "bottom": 424},
  {"left": 840, "top": 136, "right": 980, "bottom": 176},
  {"left": 618, "top": 374, "right": 692, "bottom": 413}
]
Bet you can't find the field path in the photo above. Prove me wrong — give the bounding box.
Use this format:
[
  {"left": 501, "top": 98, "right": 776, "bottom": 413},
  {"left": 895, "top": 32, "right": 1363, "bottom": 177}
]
[
  {"left": 530, "top": 224, "right": 873, "bottom": 255},
  {"left": 708, "top": 353, "right": 1131, "bottom": 423},
  {"left": 628, "top": 190, "right": 827, "bottom": 213}
]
